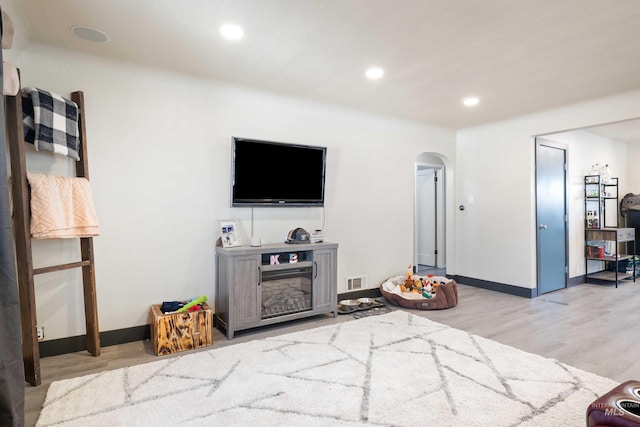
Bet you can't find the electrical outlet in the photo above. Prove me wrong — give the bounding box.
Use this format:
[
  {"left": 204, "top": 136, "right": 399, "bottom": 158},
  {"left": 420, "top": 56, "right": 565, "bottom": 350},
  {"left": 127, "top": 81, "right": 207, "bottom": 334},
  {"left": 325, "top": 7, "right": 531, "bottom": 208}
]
[{"left": 36, "top": 326, "right": 44, "bottom": 342}]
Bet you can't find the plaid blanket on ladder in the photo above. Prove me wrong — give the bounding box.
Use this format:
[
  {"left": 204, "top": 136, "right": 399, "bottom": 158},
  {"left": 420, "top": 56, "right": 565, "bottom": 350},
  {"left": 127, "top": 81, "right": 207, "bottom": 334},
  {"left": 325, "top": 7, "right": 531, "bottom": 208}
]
[{"left": 22, "top": 87, "right": 80, "bottom": 161}]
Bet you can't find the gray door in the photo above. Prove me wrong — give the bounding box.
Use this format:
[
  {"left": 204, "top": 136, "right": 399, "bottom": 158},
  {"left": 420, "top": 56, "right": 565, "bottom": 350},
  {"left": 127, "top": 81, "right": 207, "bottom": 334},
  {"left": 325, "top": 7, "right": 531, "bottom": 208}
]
[{"left": 536, "top": 139, "right": 567, "bottom": 294}]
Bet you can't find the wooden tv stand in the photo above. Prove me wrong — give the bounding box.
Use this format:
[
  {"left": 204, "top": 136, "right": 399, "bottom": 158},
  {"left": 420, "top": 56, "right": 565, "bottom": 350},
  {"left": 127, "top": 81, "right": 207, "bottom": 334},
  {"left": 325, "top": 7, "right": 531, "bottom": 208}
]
[{"left": 215, "top": 241, "right": 338, "bottom": 339}]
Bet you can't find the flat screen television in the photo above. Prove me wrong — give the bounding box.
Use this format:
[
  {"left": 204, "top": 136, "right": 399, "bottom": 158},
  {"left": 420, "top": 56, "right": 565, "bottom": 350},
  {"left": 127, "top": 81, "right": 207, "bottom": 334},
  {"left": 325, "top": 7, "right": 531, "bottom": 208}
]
[{"left": 231, "top": 137, "right": 327, "bottom": 207}]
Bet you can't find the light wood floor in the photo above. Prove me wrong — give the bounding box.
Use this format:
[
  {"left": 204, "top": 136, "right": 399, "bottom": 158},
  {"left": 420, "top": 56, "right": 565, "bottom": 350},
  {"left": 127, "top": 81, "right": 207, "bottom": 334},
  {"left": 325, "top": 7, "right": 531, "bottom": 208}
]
[{"left": 24, "top": 281, "right": 640, "bottom": 426}]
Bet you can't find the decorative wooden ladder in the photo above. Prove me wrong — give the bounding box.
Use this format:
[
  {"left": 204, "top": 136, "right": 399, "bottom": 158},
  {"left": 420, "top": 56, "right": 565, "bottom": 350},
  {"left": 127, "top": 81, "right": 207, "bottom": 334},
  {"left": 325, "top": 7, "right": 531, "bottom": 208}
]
[{"left": 5, "top": 88, "right": 100, "bottom": 386}]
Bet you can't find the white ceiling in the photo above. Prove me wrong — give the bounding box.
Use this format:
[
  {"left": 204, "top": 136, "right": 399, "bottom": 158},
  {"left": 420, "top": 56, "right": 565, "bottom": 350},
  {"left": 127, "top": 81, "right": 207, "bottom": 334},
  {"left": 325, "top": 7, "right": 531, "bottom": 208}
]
[
  {"left": 4, "top": 0, "right": 640, "bottom": 130},
  {"left": 585, "top": 120, "right": 640, "bottom": 144}
]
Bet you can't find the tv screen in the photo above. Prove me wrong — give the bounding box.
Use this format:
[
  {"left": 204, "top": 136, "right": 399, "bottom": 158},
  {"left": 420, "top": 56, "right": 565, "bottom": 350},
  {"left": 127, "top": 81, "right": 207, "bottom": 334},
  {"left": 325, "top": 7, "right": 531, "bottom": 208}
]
[{"left": 231, "top": 137, "right": 327, "bottom": 207}]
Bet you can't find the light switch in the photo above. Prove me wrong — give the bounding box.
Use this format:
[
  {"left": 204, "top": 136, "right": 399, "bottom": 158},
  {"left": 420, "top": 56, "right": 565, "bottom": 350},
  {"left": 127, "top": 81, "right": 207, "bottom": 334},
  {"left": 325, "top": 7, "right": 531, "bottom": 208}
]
[{"left": 468, "top": 195, "right": 475, "bottom": 205}]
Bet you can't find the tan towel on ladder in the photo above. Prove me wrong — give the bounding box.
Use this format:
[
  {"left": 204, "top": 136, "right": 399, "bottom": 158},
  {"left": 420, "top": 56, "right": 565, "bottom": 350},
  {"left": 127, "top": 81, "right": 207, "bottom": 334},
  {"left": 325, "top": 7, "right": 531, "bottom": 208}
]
[{"left": 27, "top": 173, "right": 99, "bottom": 239}]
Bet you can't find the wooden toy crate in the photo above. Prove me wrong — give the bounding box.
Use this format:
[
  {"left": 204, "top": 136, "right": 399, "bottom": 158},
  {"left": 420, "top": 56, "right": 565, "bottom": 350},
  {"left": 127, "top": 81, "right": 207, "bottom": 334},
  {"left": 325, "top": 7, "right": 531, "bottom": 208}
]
[{"left": 149, "top": 303, "right": 213, "bottom": 355}]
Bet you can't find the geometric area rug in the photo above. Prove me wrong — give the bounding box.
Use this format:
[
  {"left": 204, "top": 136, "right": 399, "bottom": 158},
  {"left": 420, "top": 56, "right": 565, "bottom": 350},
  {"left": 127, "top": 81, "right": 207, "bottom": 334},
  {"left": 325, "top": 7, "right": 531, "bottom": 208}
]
[{"left": 36, "top": 311, "right": 618, "bottom": 426}]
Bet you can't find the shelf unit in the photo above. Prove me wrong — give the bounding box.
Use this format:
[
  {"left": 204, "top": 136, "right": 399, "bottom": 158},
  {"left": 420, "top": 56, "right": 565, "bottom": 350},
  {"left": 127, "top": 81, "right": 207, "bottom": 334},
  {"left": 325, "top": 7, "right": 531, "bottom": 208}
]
[
  {"left": 584, "top": 175, "right": 636, "bottom": 287},
  {"left": 584, "top": 175, "right": 618, "bottom": 229},
  {"left": 585, "top": 228, "right": 636, "bottom": 287}
]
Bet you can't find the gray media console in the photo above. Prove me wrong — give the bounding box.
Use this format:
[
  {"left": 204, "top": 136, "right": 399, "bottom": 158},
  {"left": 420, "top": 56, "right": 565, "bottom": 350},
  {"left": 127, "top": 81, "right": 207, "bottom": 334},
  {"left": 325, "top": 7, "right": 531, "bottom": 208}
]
[{"left": 215, "top": 241, "right": 338, "bottom": 339}]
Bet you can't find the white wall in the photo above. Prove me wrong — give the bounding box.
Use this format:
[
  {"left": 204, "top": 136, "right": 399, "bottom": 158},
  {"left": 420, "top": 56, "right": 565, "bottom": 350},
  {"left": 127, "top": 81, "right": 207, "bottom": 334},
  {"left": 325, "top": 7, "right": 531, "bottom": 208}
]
[
  {"left": 456, "top": 91, "right": 640, "bottom": 290},
  {"left": 12, "top": 44, "right": 456, "bottom": 339},
  {"left": 627, "top": 142, "right": 640, "bottom": 191},
  {"left": 10, "top": 37, "right": 640, "bottom": 342}
]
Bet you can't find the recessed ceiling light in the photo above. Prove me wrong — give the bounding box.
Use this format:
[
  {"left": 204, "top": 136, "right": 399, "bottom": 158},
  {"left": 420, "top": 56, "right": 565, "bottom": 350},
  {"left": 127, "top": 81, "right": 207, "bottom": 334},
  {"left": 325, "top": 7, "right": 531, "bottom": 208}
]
[
  {"left": 365, "top": 67, "right": 384, "bottom": 80},
  {"left": 70, "top": 26, "right": 109, "bottom": 43},
  {"left": 462, "top": 97, "right": 480, "bottom": 107},
  {"left": 220, "top": 24, "right": 244, "bottom": 41}
]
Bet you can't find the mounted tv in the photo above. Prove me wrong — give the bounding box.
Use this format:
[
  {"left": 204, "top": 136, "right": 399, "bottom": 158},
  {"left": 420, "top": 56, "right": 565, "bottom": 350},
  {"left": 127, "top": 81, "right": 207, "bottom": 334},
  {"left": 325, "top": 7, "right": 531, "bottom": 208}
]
[{"left": 231, "top": 137, "right": 327, "bottom": 207}]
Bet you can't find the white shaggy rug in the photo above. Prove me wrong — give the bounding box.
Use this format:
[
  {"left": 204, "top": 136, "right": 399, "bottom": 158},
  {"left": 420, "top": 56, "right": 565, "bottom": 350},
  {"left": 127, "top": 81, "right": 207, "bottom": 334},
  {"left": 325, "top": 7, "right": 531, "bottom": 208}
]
[{"left": 37, "top": 311, "right": 617, "bottom": 426}]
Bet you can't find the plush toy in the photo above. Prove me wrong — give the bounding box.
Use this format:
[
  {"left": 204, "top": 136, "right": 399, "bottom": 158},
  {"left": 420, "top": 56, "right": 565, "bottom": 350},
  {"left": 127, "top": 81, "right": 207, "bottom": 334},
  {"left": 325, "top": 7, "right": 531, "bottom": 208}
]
[
  {"left": 384, "top": 269, "right": 442, "bottom": 300},
  {"left": 177, "top": 295, "right": 208, "bottom": 313}
]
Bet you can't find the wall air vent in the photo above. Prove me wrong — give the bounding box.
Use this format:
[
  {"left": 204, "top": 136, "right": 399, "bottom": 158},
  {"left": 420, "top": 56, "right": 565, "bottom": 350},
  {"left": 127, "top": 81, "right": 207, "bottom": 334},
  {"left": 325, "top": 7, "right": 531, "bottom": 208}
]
[{"left": 346, "top": 275, "right": 367, "bottom": 291}]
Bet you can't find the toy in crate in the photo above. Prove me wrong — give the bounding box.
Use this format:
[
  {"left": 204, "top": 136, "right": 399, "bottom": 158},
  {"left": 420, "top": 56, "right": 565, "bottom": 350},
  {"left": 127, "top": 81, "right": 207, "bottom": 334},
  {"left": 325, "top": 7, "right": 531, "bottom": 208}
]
[{"left": 149, "top": 296, "right": 213, "bottom": 356}]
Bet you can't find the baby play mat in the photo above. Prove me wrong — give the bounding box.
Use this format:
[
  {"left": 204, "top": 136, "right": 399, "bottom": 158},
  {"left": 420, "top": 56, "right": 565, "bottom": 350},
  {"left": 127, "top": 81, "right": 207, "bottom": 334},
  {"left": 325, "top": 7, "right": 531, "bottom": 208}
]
[{"left": 380, "top": 275, "right": 458, "bottom": 310}]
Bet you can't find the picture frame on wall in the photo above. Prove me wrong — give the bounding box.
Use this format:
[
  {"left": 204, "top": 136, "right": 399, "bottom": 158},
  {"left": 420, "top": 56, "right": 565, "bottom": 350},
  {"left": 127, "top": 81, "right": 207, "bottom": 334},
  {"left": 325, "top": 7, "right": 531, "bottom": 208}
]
[{"left": 220, "top": 220, "right": 241, "bottom": 248}]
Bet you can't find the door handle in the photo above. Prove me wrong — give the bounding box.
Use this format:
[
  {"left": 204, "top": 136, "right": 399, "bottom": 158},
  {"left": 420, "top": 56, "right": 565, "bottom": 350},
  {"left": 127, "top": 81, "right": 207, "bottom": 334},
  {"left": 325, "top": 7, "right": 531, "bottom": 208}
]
[{"left": 539, "top": 224, "right": 548, "bottom": 230}]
